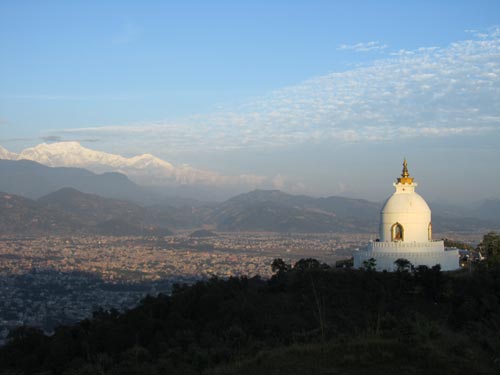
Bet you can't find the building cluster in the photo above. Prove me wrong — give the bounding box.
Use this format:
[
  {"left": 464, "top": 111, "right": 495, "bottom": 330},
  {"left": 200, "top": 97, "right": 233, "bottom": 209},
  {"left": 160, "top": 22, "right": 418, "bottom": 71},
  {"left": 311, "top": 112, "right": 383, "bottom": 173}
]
[
  {"left": 0, "top": 269, "right": 172, "bottom": 345},
  {"left": 0, "top": 211, "right": 479, "bottom": 344},
  {"left": 0, "top": 232, "right": 370, "bottom": 341},
  {"left": 174, "top": 232, "right": 374, "bottom": 261}
]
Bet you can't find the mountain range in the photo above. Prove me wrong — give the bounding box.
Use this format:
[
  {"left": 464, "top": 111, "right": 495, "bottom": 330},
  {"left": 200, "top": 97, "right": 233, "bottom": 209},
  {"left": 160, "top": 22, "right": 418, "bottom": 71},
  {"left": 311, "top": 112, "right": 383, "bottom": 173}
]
[
  {"left": 0, "top": 188, "right": 379, "bottom": 235},
  {"left": 209, "top": 189, "right": 380, "bottom": 232},
  {"left": 0, "top": 158, "right": 211, "bottom": 207},
  {"left": 0, "top": 188, "right": 174, "bottom": 236},
  {"left": 0, "top": 156, "right": 499, "bottom": 235},
  {"left": 0, "top": 192, "right": 82, "bottom": 235},
  {"left": 1, "top": 188, "right": 498, "bottom": 237},
  {"left": 0, "top": 142, "right": 265, "bottom": 197}
]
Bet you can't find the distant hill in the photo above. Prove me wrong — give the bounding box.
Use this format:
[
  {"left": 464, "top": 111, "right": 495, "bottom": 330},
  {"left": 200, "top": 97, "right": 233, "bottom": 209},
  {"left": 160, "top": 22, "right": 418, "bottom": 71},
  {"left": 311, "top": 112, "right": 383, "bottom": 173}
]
[
  {"left": 95, "top": 218, "right": 172, "bottom": 237},
  {"left": 430, "top": 199, "right": 500, "bottom": 232},
  {"left": 472, "top": 199, "right": 500, "bottom": 222},
  {"left": 209, "top": 190, "right": 499, "bottom": 233},
  {"left": 0, "top": 190, "right": 173, "bottom": 236},
  {"left": 146, "top": 204, "right": 214, "bottom": 229},
  {"left": 208, "top": 189, "right": 380, "bottom": 233},
  {"left": 0, "top": 159, "right": 216, "bottom": 208},
  {"left": 38, "top": 187, "right": 145, "bottom": 226},
  {"left": 0, "top": 159, "right": 150, "bottom": 203},
  {"left": 1, "top": 174, "right": 498, "bottom": 235},
  {"left": 0, "top": 192, "right": 85, "bottom": 235},
  {"left": 38, "top": 188, "right": 173, "bottom": 236},
  {"left": 431, "top": 215, "right": 497, "bottom": 233}
]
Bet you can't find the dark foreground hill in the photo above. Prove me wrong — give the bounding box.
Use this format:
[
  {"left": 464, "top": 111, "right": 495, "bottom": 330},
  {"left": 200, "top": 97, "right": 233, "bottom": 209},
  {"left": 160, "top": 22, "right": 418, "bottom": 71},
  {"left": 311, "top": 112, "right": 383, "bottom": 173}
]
[{"left": 1, "top": 260, "right": 499, "bottom": 375}]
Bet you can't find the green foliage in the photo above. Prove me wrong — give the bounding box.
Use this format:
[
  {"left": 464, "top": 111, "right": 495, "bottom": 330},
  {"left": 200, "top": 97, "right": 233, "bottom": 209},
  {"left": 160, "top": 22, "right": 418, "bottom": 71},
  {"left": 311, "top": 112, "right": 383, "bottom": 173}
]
[
  {"left": 479, "top": 232, "right": 500, "bottom": 265},
  {"left": 292, "top": 258, "right": 327, "bottom": 272},
  {"left": 362, "top": 257, "right": 376, "bottom": 271},
  {"left": 271, "top": 258, "right": 291, "bottom": 274},
  {"left": 394, "top": 258, "right": 413, "bottom": 272},
  {"left": 1, "top": 258, "right": 500, "bottom": 374},
  {"left": 211, "top": 334, "right": 495, "bottom": 375},
  {"left": 443, "top": 238, "right": 475, "bottom": 251},
  {"left": 335, "top": 257, "right": 353, "bottom": 268}
]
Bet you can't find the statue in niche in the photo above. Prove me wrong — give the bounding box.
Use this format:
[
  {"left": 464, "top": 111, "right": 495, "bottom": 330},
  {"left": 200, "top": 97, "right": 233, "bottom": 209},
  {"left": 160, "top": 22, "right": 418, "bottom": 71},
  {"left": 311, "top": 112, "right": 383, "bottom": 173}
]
[{"left": 392, "top": 223, "right": 403, "bottom": 241}]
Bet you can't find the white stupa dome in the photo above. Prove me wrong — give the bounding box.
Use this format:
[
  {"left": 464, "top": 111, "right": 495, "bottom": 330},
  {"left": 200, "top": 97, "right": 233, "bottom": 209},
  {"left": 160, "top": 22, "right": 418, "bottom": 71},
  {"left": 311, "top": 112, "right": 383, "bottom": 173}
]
[
  {"left": 353, "top": 159, "right": 459, "bottom": 271},
  {"left": 382, "top": 191, "right": 430, "bottom": 215},
  {"left": 379, "top": 160, "right": 432, "bottom": 242}
]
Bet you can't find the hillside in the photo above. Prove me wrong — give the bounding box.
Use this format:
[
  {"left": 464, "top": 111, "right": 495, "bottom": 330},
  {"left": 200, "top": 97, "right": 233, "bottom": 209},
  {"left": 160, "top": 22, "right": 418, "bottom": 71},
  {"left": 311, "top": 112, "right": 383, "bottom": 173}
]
[
  {"left": 1, "top": 261, "right": 499, "bottom": 374},
  {"left": 0, "top": 190, "right": 172, "bottom": 236},
  {"left": 3, "top": 186, "right": 499, "bottom": 235},
  {"left": 472, "top": 199, "right": 500, "bottom": 222},
  {"left": 0, "top": 159, "right": 150, "bottom": 203},
  {"left": 38, "top": 188, "right": 146, "bottom": 226},
  {"left": 1, "top": 159, "right": 498, "bottom": 234},
  {"left": 210, "top": 190, "right": 500, "bottom": 233},
  {"left": 0, "top": 192, "right": 85, "bottom": 235},
  {"left": 208, "top": 189, "right": 381, "bottom": 232}
]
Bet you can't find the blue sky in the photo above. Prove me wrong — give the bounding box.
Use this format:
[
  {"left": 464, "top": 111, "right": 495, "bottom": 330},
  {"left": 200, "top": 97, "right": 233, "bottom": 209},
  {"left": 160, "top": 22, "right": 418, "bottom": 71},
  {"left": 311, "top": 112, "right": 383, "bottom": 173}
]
[{"left": 1, "top": 1, "right": 500, "bottom": 202}]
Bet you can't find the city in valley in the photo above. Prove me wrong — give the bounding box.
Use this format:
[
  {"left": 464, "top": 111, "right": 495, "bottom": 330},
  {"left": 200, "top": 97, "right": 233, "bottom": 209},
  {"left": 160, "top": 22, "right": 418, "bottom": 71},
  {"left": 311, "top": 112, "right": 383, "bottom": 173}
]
[
  {"left": 0, "top": 231, "right": 480, "bottom": 343},
  {"left": 0, "top": 232, "right": 369, "bottom": 341}
]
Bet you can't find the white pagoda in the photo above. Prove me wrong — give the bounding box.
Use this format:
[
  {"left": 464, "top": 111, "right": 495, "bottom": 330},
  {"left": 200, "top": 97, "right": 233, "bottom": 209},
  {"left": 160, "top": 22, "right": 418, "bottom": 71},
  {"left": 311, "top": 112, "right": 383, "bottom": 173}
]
[{"left": 353, "top": 160, "right": 459, "bottom": 271}]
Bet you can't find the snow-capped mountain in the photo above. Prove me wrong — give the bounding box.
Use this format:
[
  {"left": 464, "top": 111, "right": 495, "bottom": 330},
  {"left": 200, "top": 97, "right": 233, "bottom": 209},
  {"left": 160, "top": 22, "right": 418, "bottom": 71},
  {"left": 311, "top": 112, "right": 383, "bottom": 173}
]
[
  {"left": 17, "top": 142, "right": 175, "bottom": 183},
  {"left": 2, "top": 142, "right": 265, "bottom": 188},
  {"left": 0, "top": 146, "right": 18, "bottom": 160}
]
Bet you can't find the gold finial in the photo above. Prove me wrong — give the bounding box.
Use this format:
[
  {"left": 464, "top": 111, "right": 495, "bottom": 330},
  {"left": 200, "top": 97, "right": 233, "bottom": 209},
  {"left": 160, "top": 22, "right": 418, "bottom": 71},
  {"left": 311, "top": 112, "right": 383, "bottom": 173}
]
[
  {"left": 397, "top": 158, "right": 414, "bottom": 184},
  {"left": 402, "top": 158, "right": 409, "bottom": 178}
]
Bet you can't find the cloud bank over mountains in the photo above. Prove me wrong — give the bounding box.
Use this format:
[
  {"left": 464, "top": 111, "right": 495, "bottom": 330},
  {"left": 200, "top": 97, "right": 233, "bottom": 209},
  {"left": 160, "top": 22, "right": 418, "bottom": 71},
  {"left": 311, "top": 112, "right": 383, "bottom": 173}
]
[{"left": 55, "top": 29, "right": 500, "bottom": 153}]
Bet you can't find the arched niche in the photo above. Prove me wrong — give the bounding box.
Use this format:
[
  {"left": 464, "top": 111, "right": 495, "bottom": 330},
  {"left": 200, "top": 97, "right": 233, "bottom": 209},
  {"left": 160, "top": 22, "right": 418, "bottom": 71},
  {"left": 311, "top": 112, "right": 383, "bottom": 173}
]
[{"left": 391, "top": 223, "right": 404, "bottom": 242}]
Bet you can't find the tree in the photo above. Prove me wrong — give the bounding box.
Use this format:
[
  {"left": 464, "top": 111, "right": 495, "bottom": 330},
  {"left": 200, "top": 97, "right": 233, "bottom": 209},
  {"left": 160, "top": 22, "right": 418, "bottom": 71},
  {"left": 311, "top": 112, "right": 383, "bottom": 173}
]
[
  {"left": 394, "top": 258, "right": 413, "bottom": 272},
  {"left": 478, "top": 232, "right": 500, "bottom": 265},
  {"left": 362, "top": 258, "right": 377, "bottom": 271},
  {"left": 293, "top": 258, "right": 323, "bottom": 272},
  {"left": 443, "top": 238, "right": 474, "bottom": 251},
  {"left": 2, "top": 326, "right": 49, "bottom": 373},
  {"left": 271, "top": 258, "right": 291, "bottom": 274},
  {"left": 414, "top": 264, "right": 443, "bottom": 301},
  {"left": 335, "top": 257, "right": 353, "bottom": 268}
]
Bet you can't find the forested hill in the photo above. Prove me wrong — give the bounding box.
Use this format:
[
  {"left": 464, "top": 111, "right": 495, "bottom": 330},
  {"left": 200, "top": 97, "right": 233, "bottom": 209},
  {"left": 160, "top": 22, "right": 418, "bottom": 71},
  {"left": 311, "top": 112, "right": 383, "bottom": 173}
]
[{"left": 1, "top": 259, "right": 500, "bottom": 374}]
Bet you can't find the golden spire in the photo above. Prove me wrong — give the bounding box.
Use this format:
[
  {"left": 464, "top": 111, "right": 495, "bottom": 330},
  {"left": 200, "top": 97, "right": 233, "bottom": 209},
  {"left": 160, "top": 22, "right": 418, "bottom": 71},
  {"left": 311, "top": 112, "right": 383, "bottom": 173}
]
[
  {"left": 397, "top": 158, "right": 414, "bottom": 184},
  {"left": 402, "top": 158, "right": 409, "bottom": 178}
]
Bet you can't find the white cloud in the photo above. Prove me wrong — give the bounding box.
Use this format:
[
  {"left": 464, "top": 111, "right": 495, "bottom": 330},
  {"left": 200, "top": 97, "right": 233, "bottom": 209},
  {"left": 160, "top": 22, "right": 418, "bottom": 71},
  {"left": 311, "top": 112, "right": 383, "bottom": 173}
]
[
  {"left": 338, "top": 41, "right": 388, "bottom": 52},
  {"left": 56, "top": 28, "right": 500, "bottom": 154}
]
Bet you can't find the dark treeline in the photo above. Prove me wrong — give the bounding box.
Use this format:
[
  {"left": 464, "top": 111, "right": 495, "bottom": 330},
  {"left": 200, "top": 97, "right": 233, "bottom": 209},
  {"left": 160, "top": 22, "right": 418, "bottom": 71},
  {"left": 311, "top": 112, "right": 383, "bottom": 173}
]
[{"left": 1, "top": 236, "right": 500, "bottom": 374}]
